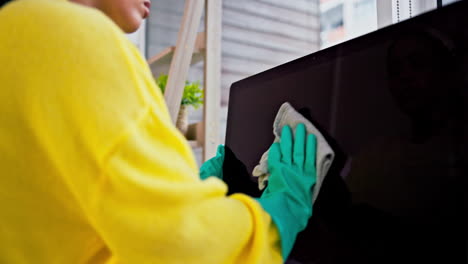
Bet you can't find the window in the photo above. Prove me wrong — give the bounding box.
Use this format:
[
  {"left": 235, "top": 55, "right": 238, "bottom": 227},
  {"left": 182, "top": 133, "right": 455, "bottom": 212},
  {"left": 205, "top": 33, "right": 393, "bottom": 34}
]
[
  {"left": 319, "top": 0, "right": 462, "bottom": 49},
  {"left": 320, "top": 0, "right": 377, "bottom": 48}
]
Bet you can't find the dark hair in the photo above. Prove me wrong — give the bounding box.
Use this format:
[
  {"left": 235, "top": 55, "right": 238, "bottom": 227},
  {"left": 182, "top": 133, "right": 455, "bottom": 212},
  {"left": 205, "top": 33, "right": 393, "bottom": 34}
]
[{"left": 0, "top": 0, "right": 13, "bottom": 8}]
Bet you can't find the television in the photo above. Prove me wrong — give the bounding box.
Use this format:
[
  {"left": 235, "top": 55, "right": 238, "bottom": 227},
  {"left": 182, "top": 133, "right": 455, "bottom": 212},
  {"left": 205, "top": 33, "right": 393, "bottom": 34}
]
[{"left": 223, "top": 1, "right": 468, "bottom": 263}]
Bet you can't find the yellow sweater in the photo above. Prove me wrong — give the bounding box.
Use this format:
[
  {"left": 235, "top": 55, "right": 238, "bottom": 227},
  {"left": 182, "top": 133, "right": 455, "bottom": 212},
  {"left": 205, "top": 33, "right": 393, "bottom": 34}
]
[{"left": 0, "top": 0, "right": 282, "bottom": 263}]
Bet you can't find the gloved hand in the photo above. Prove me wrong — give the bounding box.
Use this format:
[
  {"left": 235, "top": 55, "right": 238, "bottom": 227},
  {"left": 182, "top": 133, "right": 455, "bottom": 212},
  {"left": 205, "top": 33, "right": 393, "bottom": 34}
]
[
  {"left": 257, "top": 123, "right": 317, "bottom": 260},
  {"left": 199, "top": 145, "right": 224, "bottom": 180}
]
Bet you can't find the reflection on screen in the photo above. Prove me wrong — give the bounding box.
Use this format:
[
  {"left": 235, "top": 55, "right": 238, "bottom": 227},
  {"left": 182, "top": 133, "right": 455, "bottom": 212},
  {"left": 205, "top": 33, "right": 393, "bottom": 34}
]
[{"left": 225, "top": 2, "right": 467, "bottom": 263}]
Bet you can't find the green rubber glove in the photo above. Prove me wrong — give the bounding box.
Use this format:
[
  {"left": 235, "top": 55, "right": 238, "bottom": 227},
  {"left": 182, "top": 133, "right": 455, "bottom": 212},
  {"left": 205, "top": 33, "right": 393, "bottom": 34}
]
[
  {"left": 257, "top": 124, "right": 317, "bottom": 260},
  {"left": 199, "top": 145, "right": 224, "bottom": 180}
]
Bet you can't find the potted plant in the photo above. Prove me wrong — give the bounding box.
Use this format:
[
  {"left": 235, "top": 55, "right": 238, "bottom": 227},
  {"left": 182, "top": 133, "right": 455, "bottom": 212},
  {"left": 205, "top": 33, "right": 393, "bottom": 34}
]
[{"left": 155, "top": 74, "right": 204, "bottom": 135}]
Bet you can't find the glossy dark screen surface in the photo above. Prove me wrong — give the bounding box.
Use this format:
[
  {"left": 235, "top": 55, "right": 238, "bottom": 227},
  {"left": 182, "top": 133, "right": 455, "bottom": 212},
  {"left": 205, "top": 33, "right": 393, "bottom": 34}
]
[{"left": 224, "top": 2, "right": 468, "bottom": 263}]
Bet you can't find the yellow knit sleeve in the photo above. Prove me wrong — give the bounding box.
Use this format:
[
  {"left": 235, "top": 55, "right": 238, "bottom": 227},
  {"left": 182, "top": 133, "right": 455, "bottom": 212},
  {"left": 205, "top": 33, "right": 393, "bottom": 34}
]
[
  {"left": 89, "top": 108, "right": 282, "bottom": 264},
  {"left": 0, "top": 0, "right": 283, "bottom": 262}
]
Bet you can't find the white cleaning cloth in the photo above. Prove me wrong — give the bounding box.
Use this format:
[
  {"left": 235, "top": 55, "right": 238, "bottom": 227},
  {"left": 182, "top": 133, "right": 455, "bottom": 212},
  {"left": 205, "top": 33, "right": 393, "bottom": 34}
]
[{"left": 252, "top": 102, "right": 335, "bottom": 203}]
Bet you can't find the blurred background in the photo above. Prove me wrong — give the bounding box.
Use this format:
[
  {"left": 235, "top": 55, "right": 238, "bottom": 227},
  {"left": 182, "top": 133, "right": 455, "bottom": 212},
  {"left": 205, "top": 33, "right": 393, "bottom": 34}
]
[{"left": 126, "top": 0, "right": 461, "bottom": 164}]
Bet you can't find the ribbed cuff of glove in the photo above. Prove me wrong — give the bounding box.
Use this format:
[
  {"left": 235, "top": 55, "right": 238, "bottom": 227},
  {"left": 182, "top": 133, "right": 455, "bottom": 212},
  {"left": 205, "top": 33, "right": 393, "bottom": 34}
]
[{"left": 199, "top": 145, "right": 225, "bottom": 180}]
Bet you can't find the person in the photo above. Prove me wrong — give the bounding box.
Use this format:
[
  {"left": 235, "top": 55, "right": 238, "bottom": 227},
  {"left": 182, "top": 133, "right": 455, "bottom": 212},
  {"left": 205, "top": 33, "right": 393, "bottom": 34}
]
[{"left": 0, "top": 0, "right": 318, "bottom": 263}]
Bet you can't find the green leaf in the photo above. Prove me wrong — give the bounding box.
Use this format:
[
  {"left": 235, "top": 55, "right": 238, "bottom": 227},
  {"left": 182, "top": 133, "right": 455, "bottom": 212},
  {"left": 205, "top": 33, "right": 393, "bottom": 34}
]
[
  {"left": 155, "top": 74, "right": 168, "bottom": 94},
  {"left": 155, "top": 74, "right": 204, "bottom": 109}
]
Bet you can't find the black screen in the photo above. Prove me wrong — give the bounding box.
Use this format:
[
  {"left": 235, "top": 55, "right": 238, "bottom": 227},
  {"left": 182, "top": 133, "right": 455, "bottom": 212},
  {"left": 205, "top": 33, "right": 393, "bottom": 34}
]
[{"left": 224, "top": 2, "right": 468, "bottom": 263}]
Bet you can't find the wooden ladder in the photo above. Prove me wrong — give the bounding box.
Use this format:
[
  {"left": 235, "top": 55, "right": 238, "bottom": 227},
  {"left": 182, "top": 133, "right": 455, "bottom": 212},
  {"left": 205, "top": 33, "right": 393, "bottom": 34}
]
[{"left": 147, "top": 0, "right": 222, "bottom": 162}]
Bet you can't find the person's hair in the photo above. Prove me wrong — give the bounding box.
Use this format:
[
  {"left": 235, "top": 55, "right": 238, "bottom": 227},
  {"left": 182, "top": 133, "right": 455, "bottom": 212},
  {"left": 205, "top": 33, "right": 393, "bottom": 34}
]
[{"left": 0, "top": 0, "right": 13, "bottom": 8}]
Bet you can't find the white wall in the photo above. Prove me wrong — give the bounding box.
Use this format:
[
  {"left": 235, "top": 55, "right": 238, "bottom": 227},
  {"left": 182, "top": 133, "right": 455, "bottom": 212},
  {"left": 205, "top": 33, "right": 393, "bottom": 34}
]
[{"left": 126, "top": 20, "right": 147, "bottom": 57}]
